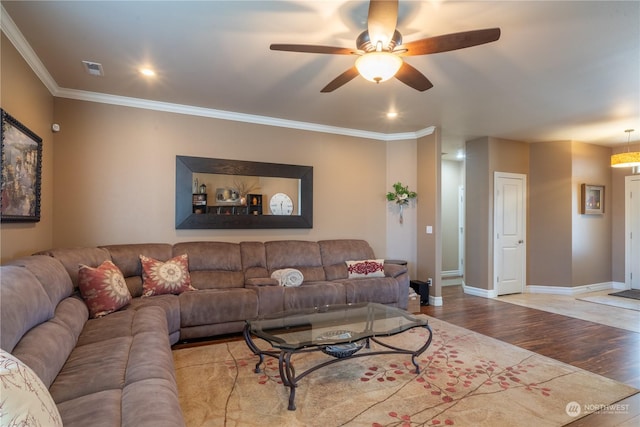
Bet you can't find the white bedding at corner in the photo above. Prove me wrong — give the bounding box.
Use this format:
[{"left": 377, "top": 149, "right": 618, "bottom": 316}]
[{"left": 271, "top": 268, "right": 304, "bottom": 287}]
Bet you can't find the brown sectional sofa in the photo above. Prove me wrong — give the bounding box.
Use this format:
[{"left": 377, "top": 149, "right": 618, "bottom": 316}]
[{"left": 0, "top": 239, "right": 408, "bottom": 426}]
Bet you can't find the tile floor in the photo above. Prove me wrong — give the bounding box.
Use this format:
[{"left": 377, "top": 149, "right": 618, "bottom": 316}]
[{"left": 497, "top": 289, "right": 640, "bottom": 333}]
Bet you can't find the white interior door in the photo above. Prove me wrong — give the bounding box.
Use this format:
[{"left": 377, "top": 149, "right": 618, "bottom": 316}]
[
  {"left": 626, "top": 176, "right": 640, "bottom": 289},
  {"left": 494, "top": 172, "right": 526, "bottom": 295}
]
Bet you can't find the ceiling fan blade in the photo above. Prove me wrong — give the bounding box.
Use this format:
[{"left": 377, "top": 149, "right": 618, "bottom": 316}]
[
  {"left": 395, "top": 62, "right": 433, "bottom": 92},
  {"left": 270, "top": 44, "right": 356, "bottom": 55},
  {"left": 367, "top": 0, "right": 399, "bottom": 48},
  {"left": 401, "top": 28, "right": 501, "bottom": 56},
  {"left": 321, "top": 67, "right": 360, "bottom": 92}
]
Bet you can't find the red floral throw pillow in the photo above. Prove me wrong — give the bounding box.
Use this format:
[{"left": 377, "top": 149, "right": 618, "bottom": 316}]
[
  {"left": 345, "top": 259, "right": 385, "bottom": 278},
  {"left": 140, "top": 254, "right": 196, "bottom": 297},
  {"left": 78, "top": 261, "right": 132, "bottom": 318}
]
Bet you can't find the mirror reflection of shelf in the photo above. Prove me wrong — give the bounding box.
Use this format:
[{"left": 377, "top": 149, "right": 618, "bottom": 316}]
[
  {"left": 192, "top": 194, "right": 207, "bottom": 214},
  {"left": 209, "top": 205, "right": 248, "bottom": 215},
  {"left": 208, "top": 194, "right": 263, "bottom": 216},
  {"left": 248, "top": 193, "right": 262, "bottom": 215}
]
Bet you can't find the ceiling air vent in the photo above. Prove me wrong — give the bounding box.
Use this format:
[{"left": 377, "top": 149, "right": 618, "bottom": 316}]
[{"left": 82, "top": 61, "right": 104, "bottom": 76}]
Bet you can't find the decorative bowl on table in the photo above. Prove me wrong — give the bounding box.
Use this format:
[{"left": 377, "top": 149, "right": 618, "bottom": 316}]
[{"left": 317, "top": 330, "right": 364, "bottom": 359}]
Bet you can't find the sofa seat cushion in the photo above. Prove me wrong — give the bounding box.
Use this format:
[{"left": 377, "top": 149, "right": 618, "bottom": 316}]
[
  {"left": 121, "top": 378, "right": 185, "bottom": 427},
  {"left": 49, "top": 335, "right": 132, "bottom": 403},
  {"left": 126, "top": 294, "right": 181, "bottom": 343},
  {"left": 56, "top": 379, "right": 185, "bottom": 427},
  {"left": 342, "top": 277, "right": 399, "bottom": 305},
  {"left": 56, "top": 389, "right": 122, "bottom": 427},
  {"left": 51, "top": 306, "right": 172, "bottom": 404},
  {"left": 188, "top": 270, "right": 246, "bottom": 290},
  {"left": 75, "top": 309, "right": 138, "bottom": 347},
  {"left": 179, "top": 288, "right": 258, "bottom": 327},
  {"left": 282, "top": 281, "right": 346, "bottom": 311}
]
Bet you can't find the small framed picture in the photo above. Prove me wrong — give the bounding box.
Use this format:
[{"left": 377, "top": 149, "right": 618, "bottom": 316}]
[
  {"left": 1, "top": 109, "right": 43, "bottom": 222},
  {"left": 581, "top": 184, "right": 604, "bottom": 215}
]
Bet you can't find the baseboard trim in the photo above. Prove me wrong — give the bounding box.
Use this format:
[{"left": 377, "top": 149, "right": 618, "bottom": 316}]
[
  {"left": 442, "top": 270, "right": 462, "bottom": 278},
  {"left": 462, "top": 284, "right": 498, "bottom": 299},
  {"left": 429, "top": 295, "right": 443, "bottom": 306},
  {"left": 460, "top": 281, "right": 627, "bottom": 299},
  {"left": 525, "top": 281, "right": 625, "bottom": 296}
]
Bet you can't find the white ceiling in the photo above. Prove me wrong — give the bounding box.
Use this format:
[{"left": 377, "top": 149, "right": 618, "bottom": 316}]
[{"left": 2, "top": 1, "right": 639, "bottom": 157}]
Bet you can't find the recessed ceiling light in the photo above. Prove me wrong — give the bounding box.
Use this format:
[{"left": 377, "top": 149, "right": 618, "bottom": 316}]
[
  {"left": 139, "top": 68, "right": 156, "bottom": 77},
  {"left": 386, "top": 112, "right": 398, "bottom": 119}
]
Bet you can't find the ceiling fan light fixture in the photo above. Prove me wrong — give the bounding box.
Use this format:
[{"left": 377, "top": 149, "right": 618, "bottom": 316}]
[
  {"left": 355, "top": 52, "right": 402, "bottom": 83},
  {"left": 611, "top": 129, "right": 640, "bottom": 168}
]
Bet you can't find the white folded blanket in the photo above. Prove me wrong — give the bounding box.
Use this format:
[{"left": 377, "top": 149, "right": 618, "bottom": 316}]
[{"left": 271, "top": 268, "right": 304, "bottom": 287}]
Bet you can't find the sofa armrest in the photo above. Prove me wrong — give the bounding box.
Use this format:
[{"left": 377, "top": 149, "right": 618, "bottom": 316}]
[
  {"left": 245, "top": 277, "right": 279, "bottom": 287},
  {"left": 384, "top": 263, "right": 407, "bottom": 278}
]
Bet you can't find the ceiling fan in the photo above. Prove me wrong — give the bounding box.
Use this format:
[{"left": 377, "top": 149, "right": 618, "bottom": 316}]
[{"left": 270, "top": 0, "right": 501, "bottom": 93}]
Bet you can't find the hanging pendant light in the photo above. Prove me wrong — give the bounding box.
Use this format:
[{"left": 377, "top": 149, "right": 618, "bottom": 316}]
[{"left": 611, "top": 129, "right": 640, "bottom": 168}]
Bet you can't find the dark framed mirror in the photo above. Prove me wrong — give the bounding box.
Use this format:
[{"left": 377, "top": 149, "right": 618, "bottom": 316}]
[{"left": 176, "top": 156, "right": 313, "bottom": 229}]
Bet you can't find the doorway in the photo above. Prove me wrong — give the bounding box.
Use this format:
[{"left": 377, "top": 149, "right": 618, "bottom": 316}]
[
  {"left": 493, "top": 172, "right": 527, "bottom": 295},
  {"left": 441, "top": 160, "right": 464, "bottom": 285}
]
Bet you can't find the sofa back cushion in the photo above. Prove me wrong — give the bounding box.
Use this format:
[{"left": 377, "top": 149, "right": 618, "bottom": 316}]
[
  {"left": 8, "top": 255, "right": 75, "bottom": 309},
  {"left": 37, "top": 247, "right": 111, "bottom": 289},
  {"left": 102, "top": 243, "right": 173, "bottom": 297},
  {"left": 173, "top": 242, "right": 244, "bottom": 289},
  {"left": 318, "top": 240, "right": 376, "bottom": 281},
  {"left": 240, "top": 241, "right": 269, "bottom": 279},
  {"left": 0, "top": 265, "right": 54, "bottom": 353},
  {"left": 264, "top": 241, "right": 326, "bottom": 282}
]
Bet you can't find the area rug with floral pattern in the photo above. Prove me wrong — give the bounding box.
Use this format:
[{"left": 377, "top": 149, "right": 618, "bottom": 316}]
[{"left": 173, "top": 315, "right": 638, "bottom": 426}]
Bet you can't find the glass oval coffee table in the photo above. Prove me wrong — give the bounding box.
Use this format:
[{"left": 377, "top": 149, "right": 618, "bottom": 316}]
[{"left": 243, "top": 302, "right": 432, "bottom": 410}]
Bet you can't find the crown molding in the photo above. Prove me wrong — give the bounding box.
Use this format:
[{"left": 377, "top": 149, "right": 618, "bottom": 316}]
[
  {"left": 2, "top": 5, "right": 435, "bottom": 142},
  {"left": 56, "top": 88, "right": 434, "bottom": 141},
  {"left": 1, "top": 4, "right": 58, "bottom": 94}
]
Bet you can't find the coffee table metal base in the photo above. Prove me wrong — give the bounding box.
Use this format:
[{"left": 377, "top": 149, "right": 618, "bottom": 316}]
[{"left": 243, "top": 324, "right": 433, "bottom": 411}]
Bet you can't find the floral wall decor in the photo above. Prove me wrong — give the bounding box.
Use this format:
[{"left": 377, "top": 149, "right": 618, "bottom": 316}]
[{"left": 386, "top": 182, "right": 417, "bottom": 224}]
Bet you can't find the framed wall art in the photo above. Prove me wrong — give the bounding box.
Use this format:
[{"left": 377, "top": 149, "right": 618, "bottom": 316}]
[
  {"left": 1, "top": 109, "right": 43, "bottom": 222},
  {"left": 580, "top": 184, "right": 604, "bottom": 215}
]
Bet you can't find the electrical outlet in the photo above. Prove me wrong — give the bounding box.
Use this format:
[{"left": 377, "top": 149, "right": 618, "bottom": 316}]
[{"left": 427, "top": 278, "right": 432, "bottom": 286}]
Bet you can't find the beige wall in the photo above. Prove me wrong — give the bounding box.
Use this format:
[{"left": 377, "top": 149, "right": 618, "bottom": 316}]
[
  {"left": 529, "top": 141, "right": 573, "bottom": 285},
  {"left": 0, "top": 34, "right": 55, "bottom": 263},
  {"left": 464, "top": 137, "right": 490, "bottom": 290},
  {"left": 441, "top": 160, "right": 463, "bottom": 273},
  {"left": 571, "top": 142, "right": 612, "bottom": 286},
  {"left": 416, "top": 130, "right": 441, "bottom": 299},
  {"left": 51, "top": 98, "right": 396, "bottom": 256},
  {"left": 386, "top": 139, "right": 418, "bottom": 278},
  {"left": 529, "top": 141, "right": 616, "bottom": 287}
]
